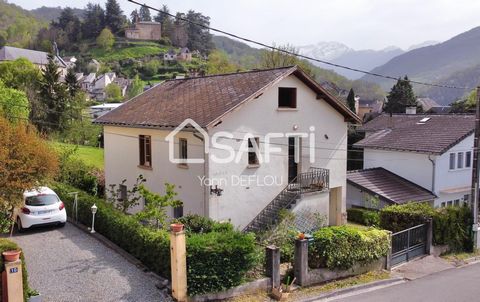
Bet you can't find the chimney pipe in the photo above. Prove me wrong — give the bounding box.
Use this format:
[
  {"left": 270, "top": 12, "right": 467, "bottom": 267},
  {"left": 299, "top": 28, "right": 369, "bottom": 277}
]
[{"left": 406, "top": 107, "right": 417, "bottom": 115}]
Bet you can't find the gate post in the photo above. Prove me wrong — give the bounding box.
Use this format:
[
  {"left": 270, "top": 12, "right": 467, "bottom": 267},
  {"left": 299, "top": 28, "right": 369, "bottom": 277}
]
[
  {"left": 426, "top": 219, "right": 433, "bottom": 255},
  {"left": 294, "top": 238, "right": 309, "bottom": 286},
  {"left": 170, "top": 225, "right": 187, "bottom": 302},
  {"left": 265, "top": 245, "right": 280, "bottom": 290},
  {"left": 385, "top": 231, "right": 392, "bottom": 271}
]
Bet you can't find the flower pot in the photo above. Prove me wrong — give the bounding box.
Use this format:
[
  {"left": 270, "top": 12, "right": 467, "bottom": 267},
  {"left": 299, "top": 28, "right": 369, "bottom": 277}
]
[
  {"left": 298, "top": 233, "right": 305, "bottom": 240},
  {"left": 170, "top": 223, "right": 184, "bottom": 233},
  {"left": 2, "top": 250, "right": 21, "bottom": 262}
]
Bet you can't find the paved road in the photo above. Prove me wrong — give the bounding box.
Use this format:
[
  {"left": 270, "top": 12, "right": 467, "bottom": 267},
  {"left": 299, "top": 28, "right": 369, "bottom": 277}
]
[
  {"left": 10, "top": 223, "right": 172, "bottom": 302},
  {"left": 330, "top": 262, "right": 480, "bottom": 302}
]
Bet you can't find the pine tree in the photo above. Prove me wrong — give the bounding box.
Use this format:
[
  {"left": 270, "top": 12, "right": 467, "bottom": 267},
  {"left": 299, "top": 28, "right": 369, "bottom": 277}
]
[
  {"left": 347, "top": 88, "right": 356, "bottom": 112},
  {"left": 105, "top": 0, "right": 124, "bottom": 34},
  {"left": 139, "top": 6, "right": 152, "bottom": 21},
  {"left": 82, "top": 3, "right": 105, "bottom": 39},
  {"left": 130, "top": 9, "right": 139, "bottom": 23},
  {"left": 384, "top": 76, "right": 418, "bottom": 114},
  {"left": 65, "top": 68, "right": 80, "bottom": 97}
]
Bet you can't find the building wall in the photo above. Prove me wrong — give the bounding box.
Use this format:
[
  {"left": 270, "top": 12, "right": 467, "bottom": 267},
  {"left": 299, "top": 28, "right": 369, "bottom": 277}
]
[
  {"left": 207, "top": 75, "right": 348, "bottom": 228},
  {"left": 125, "top": 23, "right": 161, "bottom": 41},
  {"left": 364, "top": 149, "right": 433, "bottom": 192},
  {"left": 103, "top": 126, "right": 205, "bottom": 216},
  {"left": 346, "top": 183, "right": 390, "bottom": 209}
]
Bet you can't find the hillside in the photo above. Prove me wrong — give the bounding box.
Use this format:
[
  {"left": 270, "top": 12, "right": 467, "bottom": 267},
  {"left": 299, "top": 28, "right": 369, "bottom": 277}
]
[
  {"left": 298, "top": 42, "right": 405, "bottom": 80},
  {"left": 30, "top": 6, "right": 86, "bottom": 21},
  {"left": 362, "top": 26, "right": 480, "bottom": 104},
  {"left": 0, "top": 0, "right": 46, "bottom": 48}
]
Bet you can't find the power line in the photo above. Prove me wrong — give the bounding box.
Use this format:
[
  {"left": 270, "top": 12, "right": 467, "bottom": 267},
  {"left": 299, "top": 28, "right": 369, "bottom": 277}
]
[{"left": 128, "top": 0, "right": 473, "bottom": 90}]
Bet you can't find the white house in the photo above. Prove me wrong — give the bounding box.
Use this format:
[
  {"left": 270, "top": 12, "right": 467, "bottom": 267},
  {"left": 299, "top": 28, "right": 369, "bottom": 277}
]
[
  {"left": 94, "top": 66, "right": 360, "bottom": 230},
  {"left": 89, "top": 103, "right": 123, "bottom": 119},
  {"left": 353, "top": 114, "right": 474, "bottom": 208}
]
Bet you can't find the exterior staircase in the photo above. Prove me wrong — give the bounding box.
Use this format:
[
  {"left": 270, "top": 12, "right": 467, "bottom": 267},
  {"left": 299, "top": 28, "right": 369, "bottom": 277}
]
[{"left": 243, "top": 167, "right": 329, "bottom": 233}]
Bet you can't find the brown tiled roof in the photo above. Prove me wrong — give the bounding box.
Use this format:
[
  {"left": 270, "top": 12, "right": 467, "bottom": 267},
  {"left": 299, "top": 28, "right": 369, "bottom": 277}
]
[
  {"left": 94, "top": 66, "right": 360, "bottom": 128},
  {"left": 347, "top": 168, "right": 436, "bottom": 204},
  {"left": 355, "top": 114, "right": 475, "bottom": 154}
]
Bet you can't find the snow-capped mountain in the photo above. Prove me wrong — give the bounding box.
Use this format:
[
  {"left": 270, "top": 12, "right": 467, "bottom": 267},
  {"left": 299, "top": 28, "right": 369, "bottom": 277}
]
[{"left": 298, "top": 41, "right": 353, "bottom": 61}]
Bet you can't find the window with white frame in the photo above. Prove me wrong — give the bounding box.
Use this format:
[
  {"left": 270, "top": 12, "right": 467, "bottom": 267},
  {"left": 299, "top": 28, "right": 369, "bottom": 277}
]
[
  {"left": 449, "top": 151, "right": 473, "bottom": 170},
  {"left": 457, "top": 152, "right": 464, "bottom": 169},
  {"left": 449, "top": 153, "right": 456, "bottom": 170},
  {"left": 466, "top": 151, "right": 472, "bottom": 168}
]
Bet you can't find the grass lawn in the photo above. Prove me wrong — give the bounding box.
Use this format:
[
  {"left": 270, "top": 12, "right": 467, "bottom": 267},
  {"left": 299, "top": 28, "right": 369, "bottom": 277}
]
[
  {"left": 90, "top": 44, "right": 168, "bottom": 62},
  {"left": 50, "top": 142, "right": 104, "bottom": 169},
  {"left": 346, "top": 221, "right": 370, "bottom": 230}
]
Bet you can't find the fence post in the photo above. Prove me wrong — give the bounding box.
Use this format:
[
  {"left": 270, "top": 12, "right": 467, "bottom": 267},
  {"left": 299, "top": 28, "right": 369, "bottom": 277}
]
[
  {"left": 2, "top": 259, "right": 23, "bottom": 302},
  {"left": 426, "top": 219, "right": 433, "bottom": 255},
  {"left": 294, "top": 238, "right": 308, "bottom": 286},
  {"left": 385, "top": 231, "right": 392, "bottom": 271},
  {"left": 170, "top": 227, "right": 187, "bottom": 301},
  {"left": 266, "top": 245, "right": 281, "bottom": 290}
]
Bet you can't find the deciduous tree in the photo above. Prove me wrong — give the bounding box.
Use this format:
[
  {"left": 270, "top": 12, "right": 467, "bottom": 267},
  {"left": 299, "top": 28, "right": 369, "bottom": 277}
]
[
  {"left": 206, "top": 50, "right": 239, "bottom": 75},
  {"left": 105, "top": 83, "right": 123, "bottom": 102},
  {"left": 96, "top": 28, "right": 115, "bottom": 50},
  {"left": 128, "top": 75, "right": 144, "bottom": 99},
  {"left": 0, "top": 81, "right": 29, "bottom": 122}
]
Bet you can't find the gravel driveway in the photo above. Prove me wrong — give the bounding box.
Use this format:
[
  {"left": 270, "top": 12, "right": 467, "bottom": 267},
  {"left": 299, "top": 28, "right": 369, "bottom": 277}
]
[{"left": 10, "top": 223, "right": 172, "bottom": 302}]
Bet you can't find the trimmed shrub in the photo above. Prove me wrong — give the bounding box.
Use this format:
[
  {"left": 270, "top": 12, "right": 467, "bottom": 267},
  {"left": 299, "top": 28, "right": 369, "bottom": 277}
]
[
  {"left": 0, "top": 238, "right": 34, "bottom": 300},
  {"left": 433, "top": 205, "right": 473, "bottom": 252},
  {"left": 379, "top": 202, "right": 435, "bottom": 233},
  {"left": 52, "top": 182, "right": 258, "bottom": 296},
  {"left": 309, "top": 225, "right": 390, "bottom": 270},
  {"left": 347, "top": 207, "right": 380, "bottom": 226}
]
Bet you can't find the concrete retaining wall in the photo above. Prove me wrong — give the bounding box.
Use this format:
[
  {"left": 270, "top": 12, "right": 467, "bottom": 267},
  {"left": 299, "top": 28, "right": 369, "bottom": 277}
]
[{"left": 188, "top": 278, "right": 271, "bottom": 302}]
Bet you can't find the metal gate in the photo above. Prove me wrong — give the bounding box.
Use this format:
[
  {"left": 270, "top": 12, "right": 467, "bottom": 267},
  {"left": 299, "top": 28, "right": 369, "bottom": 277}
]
[{"left": 391, "top": 224, "right": 427, "bottom": 267}]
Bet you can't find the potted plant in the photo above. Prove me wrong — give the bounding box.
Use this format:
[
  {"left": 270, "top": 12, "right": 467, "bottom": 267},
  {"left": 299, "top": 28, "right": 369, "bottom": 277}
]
[
  {"left": 170, "top": 223, "right": 184, "bottom": 232},
  {"left": 2, "top": 250, "right": 21, "bottom": 262}
]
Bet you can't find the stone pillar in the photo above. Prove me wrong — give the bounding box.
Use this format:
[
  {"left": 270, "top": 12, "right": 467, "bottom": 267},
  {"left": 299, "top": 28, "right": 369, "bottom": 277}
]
[
  {"left": 385, "top": 231, "right": 392, "bottom": 271},
  {"left": 265, "top": 245, "right": 280, "bottom": 289},
  {"left": 170, "top": 229, "right": 187, "bottom": 301},
  {"left": 2, "top": 260, "right": 23, "bottom": 302},
  {"left": 426, "top": 219, "right": 433, "bottom": 255},
  {"left": 294, "top": 239, "right": 309, "bottom": 286}
]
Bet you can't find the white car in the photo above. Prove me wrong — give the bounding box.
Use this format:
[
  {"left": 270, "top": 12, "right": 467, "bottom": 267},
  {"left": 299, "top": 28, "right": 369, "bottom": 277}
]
[{"left": 16, "top": 187, "right": 67, "bottom": 232}]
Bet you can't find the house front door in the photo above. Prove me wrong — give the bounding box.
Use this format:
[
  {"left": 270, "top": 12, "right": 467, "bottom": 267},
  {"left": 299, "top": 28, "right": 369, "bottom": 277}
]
[{"left": 288, "top": 137, "right": 298, "bottom": 183}]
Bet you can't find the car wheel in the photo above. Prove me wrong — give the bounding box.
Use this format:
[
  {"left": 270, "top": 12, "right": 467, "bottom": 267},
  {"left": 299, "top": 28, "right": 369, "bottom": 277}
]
[
  {"left": 58, "top": 222, "right": 66, "bottom": 228},
  {"left": 16, "top": 218, "right": 24, "bottom": 233}
]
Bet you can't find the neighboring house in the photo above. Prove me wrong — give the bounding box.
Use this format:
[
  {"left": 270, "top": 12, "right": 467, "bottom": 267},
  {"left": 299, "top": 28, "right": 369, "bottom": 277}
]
[
  {"left": 81, "top": 73, "right": 96, "bottom": 91},
  {"left": 94, "top": 66, "right": 360, "bottom": 230},
  {"left": 88, "top": 59, "right": 101, "bottom": 73},
  {"left": 90, "top": 103, "right": 123, "bottom": 119},
  {"left": 347, "top": 168, "right": 436, "bottom": 209},
  {"left": 0, "top": 45, "right": 67, "bottom": 76},
  {"left": 91, "top": 73, "right": 116, "bottom": 101},
  {"left": 177, "top": 48, "right": 192, "bottom": 61},
  {"left": 163, "top": 49, "right": 177, "bottom": 61},
  {"left": 62, "top": 56, "right": 77, "bottom": 69},
  {"left": 354, "top": 113, "right": 475, "bottom": 208},
  {"left": 354, "top": 97, "right": 384, "bottom": 121},
  {"left": 417, "top": 97, "right": 451, "bottom": 114},
  {"left": 125, "top": 21, "right": 161, "bottom": 41}
]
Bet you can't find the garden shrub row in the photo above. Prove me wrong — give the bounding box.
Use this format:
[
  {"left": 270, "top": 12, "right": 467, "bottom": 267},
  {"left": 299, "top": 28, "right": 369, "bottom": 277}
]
[
  {"left": 52, "top": 182, "right": 258, "bottom": 296},
  {"left": 309, "top": 225, "right": 390, "bottom": 270},
  {"left": 346, "top": 207, "right": 380, "bottom": 226},
  {"left": 0, "top": 238, "right": 34, "bottom": 301},
  {"left": 379, "top": 202, "right": 473, "bottom": 252}
]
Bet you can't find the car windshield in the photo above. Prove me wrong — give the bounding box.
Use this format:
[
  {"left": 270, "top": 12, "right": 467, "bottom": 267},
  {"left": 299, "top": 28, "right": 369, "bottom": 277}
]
[{"left": 25, "top": 194, "right": 59, "bottom": 206}]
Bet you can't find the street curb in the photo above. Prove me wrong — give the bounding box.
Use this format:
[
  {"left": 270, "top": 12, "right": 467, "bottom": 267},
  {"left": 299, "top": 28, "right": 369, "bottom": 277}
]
[
  {"left": 67, "top": 218, "right": 169, "bottom": 284},
  {"left": 297, "top": 277, "right": 405, "bottom": 302}
]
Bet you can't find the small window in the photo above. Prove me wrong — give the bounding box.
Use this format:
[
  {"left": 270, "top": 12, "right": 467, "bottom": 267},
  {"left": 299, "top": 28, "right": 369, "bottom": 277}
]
[
  {"left": 278, "top": 87, "right": 297, "bottom": 108},
  {"left": 464, "top": 194, "right": 470, "bottom": 203},
  {"left": 139, "top": 135, "right": 152, "bottom": 167},
  {"left": 248, "top": 137, "right": 260, "bottom": 165},
  {"left": 457, "top": 152, "right": 464, "bottom": 169},
  {"left": 179, "top": 138, "right": 188, "bottom": 161},
  {"left": 454, "top": 199, "right": 460, "bottom": 206},
  {"left": 119, "top": 184, "right": 127, "bottom": 202},
  {"left": 449, "top": 153, "right": 456, "bottom": 170},
  {"left": 466, "top": 151, "right": 472, "bottom": 168},
  {"left": 447, "top": 200, "right": 453, "bottom": 207},
  {"left": 173, "top": 206, "right": 184, "bottom": 218},
  {"left": 441, "top": 202, "right": 446, "bottom": 208}
]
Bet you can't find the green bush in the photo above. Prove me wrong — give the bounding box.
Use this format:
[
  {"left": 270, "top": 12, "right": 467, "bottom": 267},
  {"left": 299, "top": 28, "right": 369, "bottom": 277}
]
[
  {"left": 347, "top": 207, "right": 380, "bottom": 226},
  {"left": 379, "top": 202, "right": 435, "bottom": 233},
  {"left": 177, "top": 214, "right": 234, "bottom": 234},
  {"left": 309, "top": 225, "right": 390, "bottom": 270},
  {"left": 52, "top": 182, "right": 258, "bottom": 296},
  {"left": 0, "top": 238, "right": 34, "bottom": 301},
  {"left": 433, "top": 205, "right": 473, "bottom": 252}
]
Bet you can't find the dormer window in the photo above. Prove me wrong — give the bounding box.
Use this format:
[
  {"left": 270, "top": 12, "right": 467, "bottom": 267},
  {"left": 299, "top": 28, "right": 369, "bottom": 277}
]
[{"left": 278, "top": 87, "right": 297, "bottom": 108}]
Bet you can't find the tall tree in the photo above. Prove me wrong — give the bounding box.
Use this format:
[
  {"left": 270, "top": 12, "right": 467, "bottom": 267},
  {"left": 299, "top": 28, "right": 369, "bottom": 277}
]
[
  {"left": 185, "top": 10, "right": 213, "bottom": 54},
  {"left": 65, "top": 68, "right": 80, "bottom": 97},
  {"left": 347, "top": 88, "right": 356, "bottom": 112},
  {"left": 260, "top": 43, "right": 314, "bottom": 77},
  {"left": 128, "top": 75, "right": 144, "bottom": 98},
  {"left": 96, "top": 28, "right": 115, "bottom": 50},
  {"left": 170, "top": 13, "right": 188, "bottom": 47},
  {"left": 139, "top": 6, "right": 152, "bottom": 21},
  {"left": 206, "top": 50, "right": 239, "bottom": 75},
  {"left": 130, "top": 9, "right": 139, "bottom": 23},
  {"left": 384, "top": 76, "right": 419, "bottom": 114},
  {"left": 0, "top": 80, "right": 30, "bottom": 122},
  {"left": 38, "top": 53, "right": 69, "bottom": 133},
  {"left": 154, "top": 5, "right": 169, "bottom": 23},
  {"left": 83, "top": 3, "right": 105, "bottom": 39},
  {"left": 105, "top": 0, "right": 124, "bottom": 34}
]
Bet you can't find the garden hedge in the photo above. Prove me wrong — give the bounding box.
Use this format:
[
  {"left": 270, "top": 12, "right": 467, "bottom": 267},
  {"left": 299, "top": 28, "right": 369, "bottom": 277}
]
[
  {"left": 0, "top": 238, "right": 33, "bottom": 301},
  {"left": 380, "top": 202, "right": 473, "bottom": 252},
  {"left": 52, "top": 182, "right": 258, "bottom": 296},
  {"left": 346, "top": 207, "right": 380, "bottom": 227},
  {"left": 309, "top": 225, "right": 390, "bottom": 270}
]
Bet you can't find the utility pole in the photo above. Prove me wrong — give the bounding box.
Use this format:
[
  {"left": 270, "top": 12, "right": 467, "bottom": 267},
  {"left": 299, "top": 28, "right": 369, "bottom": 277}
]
[{"left": 470, "top": 86, "right": 480, "bottom": 249}]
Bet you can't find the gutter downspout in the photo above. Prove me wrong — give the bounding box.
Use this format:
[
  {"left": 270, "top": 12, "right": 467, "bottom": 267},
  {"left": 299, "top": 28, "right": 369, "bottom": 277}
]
[
  {"left": 428, "top": 155, "right": 436, "bottom": 195},
  {"left": 194, "top": 131, "right": 209, "bottom": 217}
]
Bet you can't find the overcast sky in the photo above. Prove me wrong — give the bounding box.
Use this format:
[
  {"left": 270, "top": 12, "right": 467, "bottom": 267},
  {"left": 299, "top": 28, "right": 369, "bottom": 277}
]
[{"left": 9, "top": 0, "right": 480, "bottom": 50}]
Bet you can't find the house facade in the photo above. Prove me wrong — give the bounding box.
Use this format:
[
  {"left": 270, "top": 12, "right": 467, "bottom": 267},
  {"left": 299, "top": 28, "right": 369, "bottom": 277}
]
[
  {"left": 354, "top": 114, "right": 474, "bottom": 208},
  {"left": 95, "top": 66, "right": 360, "bottom": 229}
]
